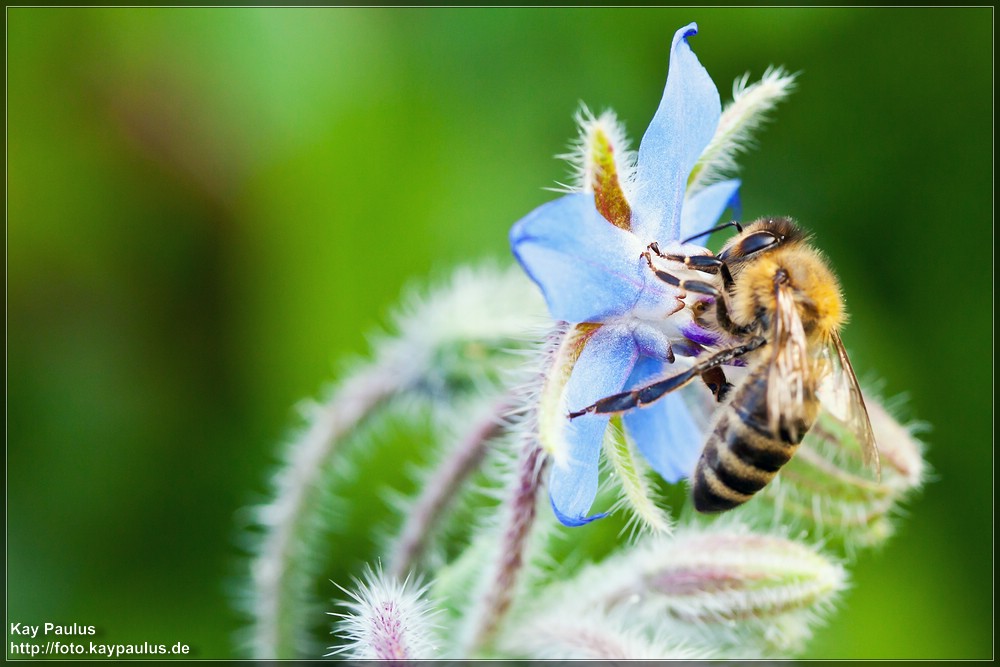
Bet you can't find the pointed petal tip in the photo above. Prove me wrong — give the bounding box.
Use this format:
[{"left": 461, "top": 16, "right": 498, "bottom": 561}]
[
  {"left": 550, "top": 495, "right": 608, "bottom": 527},
  {"left": 677, "top": 22, "right": 699, "bottom": 42},
  {"left": 632, "top": 23, "right": 720, "bottom": 243}
]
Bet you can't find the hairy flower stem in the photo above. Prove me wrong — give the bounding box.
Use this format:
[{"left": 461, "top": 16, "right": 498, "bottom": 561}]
[
  {"left": 251, "top": 361, "right": 402, "bottom": 659},
  {"left": 388, "top": 398, "right": 512, "bottom": 580},
  {"left": 467, "top": 439, "right": 548, "bottom": 654},
  {"left": 247, "top": 266, "right": 545, "bottom": 658}
]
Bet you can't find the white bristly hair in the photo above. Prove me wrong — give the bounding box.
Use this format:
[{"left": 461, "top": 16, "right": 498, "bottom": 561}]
[
  {"left": 689, "top": 67, "right": 798, "bottom": 194},
  {"left": 553, "top": 104, "right": 637, "bottom": 197},
  {"left": 327, "top": 564, "right": 440, "bottom": 659}
]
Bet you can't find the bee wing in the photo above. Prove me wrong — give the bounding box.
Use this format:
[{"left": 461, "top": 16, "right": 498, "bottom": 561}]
[
  {"left": 815, "top": 331, "right": 881, "bottom": 479},
  {"left": 765, "top": 280, "right": 810, "bottom": 438}
]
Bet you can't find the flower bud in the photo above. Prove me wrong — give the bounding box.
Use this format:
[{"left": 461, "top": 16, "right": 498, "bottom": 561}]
[
  {"left": 523, "top": 525, "right": 846, "bottom": 655},
  {"left": 328, "top": 567, "right": 439, "bottom": 660},
  {"left": 756, "top": 394, "right": 926, "bottom": 550},
  {"left": 639, "top": 529, "right": 844, "bottom": 629},
  {"left": 506, "top": 609, "right": 714, "bottom": 659}
]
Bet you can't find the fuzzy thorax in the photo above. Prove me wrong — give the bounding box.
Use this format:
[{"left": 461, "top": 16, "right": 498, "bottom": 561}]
[{"left": 730, "top": 242, "right": 845, "bottom": 344}]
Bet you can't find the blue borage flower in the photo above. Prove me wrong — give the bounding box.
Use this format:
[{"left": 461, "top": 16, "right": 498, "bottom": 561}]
[{"left": 510, "top": 23, "right": 793, "bottom": 526}]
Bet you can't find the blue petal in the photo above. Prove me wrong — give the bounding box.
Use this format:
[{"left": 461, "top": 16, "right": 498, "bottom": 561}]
[
  {"left": 631, "top": 23, "right": 722, "bottom": 244},
  {"left": 549, "top": 325, "right": 639, "bottom": 526},
  {"left": 510, "top": 193, "right": 648, "bottom": 322},
  {"left": 632, "top": 323, "right": 675, "bottom": 362},
  {"left": 680, "top": 179, "right": 741, "bottom": 242},
  {"left": 622, "top": 355, "right": 706, "bottom": 483},
  {"left": 550, "top": 498, "right": 607, "bottom": 527}
]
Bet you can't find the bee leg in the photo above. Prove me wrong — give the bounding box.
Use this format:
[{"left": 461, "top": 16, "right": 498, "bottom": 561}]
[
  {"left": 640, "top": 253, "right": 754, "bottom": 338},
  {"left": 661, "top": 253, "right": 735, "bottom": 290},
  {"left": 641, "top": 251, "right": 723, "bottom": 296},
  {"left": 645, "top": 242, "right": 735, "bottom": 289},
  {"left": 568, "top": 337, "right": 765, "bottom": 419}
]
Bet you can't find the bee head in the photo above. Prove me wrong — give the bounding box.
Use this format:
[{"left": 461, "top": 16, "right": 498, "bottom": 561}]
[{"left": 718, "top": 217, "right": 807, "bottom": 263}]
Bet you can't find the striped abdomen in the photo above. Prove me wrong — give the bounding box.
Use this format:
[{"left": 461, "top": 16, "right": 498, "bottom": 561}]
[{"left": 692, "top": 372, "right": 818, "bottom": 513}]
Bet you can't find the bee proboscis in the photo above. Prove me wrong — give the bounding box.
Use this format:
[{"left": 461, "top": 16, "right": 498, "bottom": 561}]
[{"left": 569, "top": 217, "right": 880, "bottom": 513}]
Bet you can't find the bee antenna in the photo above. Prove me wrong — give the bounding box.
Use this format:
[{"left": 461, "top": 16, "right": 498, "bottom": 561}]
[{"left": 681, "top": 220, "right": 743, "bottom": 245}]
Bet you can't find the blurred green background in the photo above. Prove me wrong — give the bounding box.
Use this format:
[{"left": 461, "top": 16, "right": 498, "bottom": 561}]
[{"left": 7, "top": 7, "right": 992, "bottom": 660}]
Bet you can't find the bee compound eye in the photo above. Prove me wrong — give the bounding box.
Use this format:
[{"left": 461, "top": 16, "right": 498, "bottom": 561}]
[{"left": 738, "top": 231, "right": 780, "bottom": 256}]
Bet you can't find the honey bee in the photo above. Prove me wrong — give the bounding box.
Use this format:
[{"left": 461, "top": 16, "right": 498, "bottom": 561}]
[{"left": 568, "top": 217, "right": 880, "bottom": 513}]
